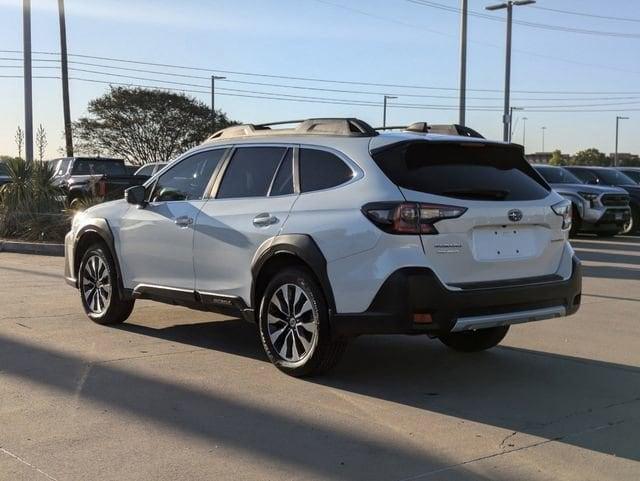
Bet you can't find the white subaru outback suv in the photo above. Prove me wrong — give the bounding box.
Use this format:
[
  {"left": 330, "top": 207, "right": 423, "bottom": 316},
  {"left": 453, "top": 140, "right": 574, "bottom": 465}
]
[{"left": 65, "top": 118, "right": 582, "bottom": 377}]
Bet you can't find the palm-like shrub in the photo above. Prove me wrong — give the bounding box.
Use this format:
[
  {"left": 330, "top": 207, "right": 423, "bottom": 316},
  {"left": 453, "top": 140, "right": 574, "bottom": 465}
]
[{"left": 0, "top": 158, "right": 68, "bottom": 241}]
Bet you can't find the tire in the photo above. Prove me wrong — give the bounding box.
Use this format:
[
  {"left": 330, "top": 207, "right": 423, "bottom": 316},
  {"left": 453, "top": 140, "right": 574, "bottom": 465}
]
[
  {"left": 258, "top": 267, "right": 347, "bottom": 377},
  {"left": 621, "top": 207, "right": 639, "bottom": 235},
  {"left": 439, "top": 325, "right": 509, "bottom": 353},
  {"left": 78, "top": 243, "right": 134, "bottom": 325},
  {"left": 595, "top": 231, "right": 619, "bottom": 238}
]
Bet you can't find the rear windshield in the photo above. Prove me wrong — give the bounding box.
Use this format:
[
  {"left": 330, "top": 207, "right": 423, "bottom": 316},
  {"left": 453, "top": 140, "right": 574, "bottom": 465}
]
[
  {"left": 535, "top": 166, "right": 582, "bottom": 184},
  {"left": 372, "top": 141, "right": 550, "bottom": 201},
  {"left": 72, "top": 159, "right": 126, "bottom": 176}
]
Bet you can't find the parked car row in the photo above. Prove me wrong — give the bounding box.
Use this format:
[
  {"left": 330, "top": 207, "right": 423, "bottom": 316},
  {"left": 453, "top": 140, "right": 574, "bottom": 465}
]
[{"left": 533, "top": 165, "right": 639, "bottom": 236}]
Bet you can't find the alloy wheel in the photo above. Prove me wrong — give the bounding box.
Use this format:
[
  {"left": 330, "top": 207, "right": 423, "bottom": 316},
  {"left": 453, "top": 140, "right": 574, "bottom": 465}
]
[
  {"left": 82, "top": 254, "right": 111, "bottom": 314},
  {"left": 267, "top": 283, "right": 318, "bottom": 363}
]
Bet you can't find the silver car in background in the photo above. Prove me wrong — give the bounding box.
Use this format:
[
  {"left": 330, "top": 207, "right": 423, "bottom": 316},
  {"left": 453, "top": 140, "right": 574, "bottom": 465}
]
[{"left": 534, "top": 165, "right": 630, "bottom": 237}]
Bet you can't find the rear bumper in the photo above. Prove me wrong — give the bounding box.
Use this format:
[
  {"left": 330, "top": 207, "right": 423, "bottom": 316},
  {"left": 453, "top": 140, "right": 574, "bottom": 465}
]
[{"left": 331, "top": 256, "right": 582, "bottom": 337}]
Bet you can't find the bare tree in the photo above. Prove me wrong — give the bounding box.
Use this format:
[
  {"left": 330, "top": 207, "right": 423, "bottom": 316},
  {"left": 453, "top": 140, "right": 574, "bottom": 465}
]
[
  {"left": 36, "top": 124, "right": 48, "bottom": 161},
  {"left": 15, "top": 126, "right": 24, "bottom": 159}
]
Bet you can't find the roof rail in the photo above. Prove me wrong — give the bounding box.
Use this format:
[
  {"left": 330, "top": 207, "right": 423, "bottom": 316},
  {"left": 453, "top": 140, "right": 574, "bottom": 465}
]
[
  {"left": 206, "top": 118, "right": 378, "bottom": 141},
  {"left": 375, "top": 122, "right": 485, "bottom": 139}
]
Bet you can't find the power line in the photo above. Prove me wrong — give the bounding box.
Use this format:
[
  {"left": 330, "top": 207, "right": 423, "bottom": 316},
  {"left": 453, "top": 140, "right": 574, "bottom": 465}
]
[
  {"left": 310, "top": 0, "right": 640, "bottom": 76},
  {"left": 530, "top": 5, "right": 640, "bottom": 24},
  {"left": 4, "top": 59, "right": 640, "bottom": 102},
  {"left": 407, "top": 0, "right": 640, "bottom": 39},
  {"left": 4, "top": 64, "right": 640, "bottom": 109},
  {"left": 3, "top": 73, "right": 640, "bottom": 113},
  {"left": 3, "top": 49, "right": 640, "bottom": 95}
]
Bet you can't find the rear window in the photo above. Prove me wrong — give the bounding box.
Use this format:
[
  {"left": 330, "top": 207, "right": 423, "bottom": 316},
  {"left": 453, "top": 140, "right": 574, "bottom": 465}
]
[
  {"left": 72, "top": 159, "right": 126, "bottom": 176},
  {"left": 372, "top": 141, "right": 550, "bottom": 201},
  {"left": 300, "top": 148, "right": 354, "bottom": 193}
]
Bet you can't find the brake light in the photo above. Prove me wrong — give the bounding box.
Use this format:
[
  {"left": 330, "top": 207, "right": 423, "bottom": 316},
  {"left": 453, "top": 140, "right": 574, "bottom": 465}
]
[{"left": 362, "top": 202, "right": 467, "bottom": 235}]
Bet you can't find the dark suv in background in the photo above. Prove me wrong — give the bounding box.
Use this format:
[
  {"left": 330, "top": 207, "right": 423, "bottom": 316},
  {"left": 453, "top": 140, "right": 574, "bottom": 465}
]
[{"left": 564, "top": 166, "right": 640, "bottom": 234}]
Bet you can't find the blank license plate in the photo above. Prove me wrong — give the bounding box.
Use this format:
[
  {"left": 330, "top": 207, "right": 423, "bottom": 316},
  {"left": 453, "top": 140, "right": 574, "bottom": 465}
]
[{"left": 473, "top": 226, "right": 538, "bottom": 261}]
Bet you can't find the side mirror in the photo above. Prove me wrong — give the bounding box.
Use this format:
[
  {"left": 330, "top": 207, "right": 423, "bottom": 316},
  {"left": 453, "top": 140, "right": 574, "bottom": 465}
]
[{"left": 125, "top": 185, "right": 146, "bottom": 206}]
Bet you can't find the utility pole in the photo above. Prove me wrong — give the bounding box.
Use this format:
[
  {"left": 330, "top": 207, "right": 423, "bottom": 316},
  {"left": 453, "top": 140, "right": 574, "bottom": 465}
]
[
  {"left": 522, "top": 116, "right": 528, "bottom": 151},
  {"left": 541, "top": 126, "right": 546, "bottom": 152},
  {"left": 486, "top": 1, "right": 536, "bottom": 142},
  {"left": 23, "top": 0, "right": 33, "bottom": 162},
  {"left": 458, "top": 0, "right": 468, "bottom": 126},
  {"left": 211, "top": 75, "right": 226, "bottom": 132},
  {"left": 58, "top": 0, "right": 73, "bottom": 157},
  {"left": 614, "top": 115, "right": 629, "bottom": 167},
  {"left": 383, "top": 95, "right": 397, "bottom": 129}
]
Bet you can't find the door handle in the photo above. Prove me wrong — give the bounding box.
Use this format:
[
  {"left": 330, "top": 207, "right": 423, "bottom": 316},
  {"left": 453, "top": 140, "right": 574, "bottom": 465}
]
[
  {"left": 253, "top": 213, "right": 279, "bottom": 227},
  {"left": 174, "top": 216, "right": 194, "bottom": 227}
]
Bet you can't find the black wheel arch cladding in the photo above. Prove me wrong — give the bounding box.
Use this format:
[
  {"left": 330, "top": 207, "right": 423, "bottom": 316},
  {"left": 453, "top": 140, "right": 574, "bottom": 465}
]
[{"left": 251, "top": 234, "right": 336, "bottom": 314}]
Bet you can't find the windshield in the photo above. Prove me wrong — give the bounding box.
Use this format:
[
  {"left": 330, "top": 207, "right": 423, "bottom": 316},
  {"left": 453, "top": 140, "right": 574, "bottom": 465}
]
[
  {"left": 535, "top": 166, "right": 582, "bottom": 184},
  {"left": 72, "top": 159, "right": 126, "bottom": 176},
  {"left": 621, "top": 170, "right": 640, "bottom": 184},
  {"left": 595, "top": 169, "right": 637, "bottom": 186},
  {"left": 0, "top": 163, "right": 8, "bottom": 176}
]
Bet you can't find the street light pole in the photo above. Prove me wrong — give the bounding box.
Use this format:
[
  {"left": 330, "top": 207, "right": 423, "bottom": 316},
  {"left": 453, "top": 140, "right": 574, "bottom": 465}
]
[
  {"left": 211, "top": 75, "right": 226, "bottom": 132},
  {"left": 383, "top": 95, "right": 397, "bottom": 129},
  {"left": 58, "top": 0, "right": 73, "bottom": 157},
  {"left": 522, "top": 116, "right": 528, "bottom": 151},
  {"left": 458, "top": 0, "right": 468, "bottom": 126},
  {"left": 614, "top": 115, "right": 629, "bottom": 167},
  {"left": 486, "top": 1, "right": 536, "bottom": 142},
  {"left": 22, "top": 0, "right": 33, "bottom": 162},
  {"left": 541, "top": 126, "right": 546, "bottom": 152}
]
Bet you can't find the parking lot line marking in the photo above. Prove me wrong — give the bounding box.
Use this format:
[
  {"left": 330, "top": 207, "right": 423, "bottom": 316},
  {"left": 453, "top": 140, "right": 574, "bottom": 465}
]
[{"left": 0, "top": 446, "right": 59, "bottom": 481}]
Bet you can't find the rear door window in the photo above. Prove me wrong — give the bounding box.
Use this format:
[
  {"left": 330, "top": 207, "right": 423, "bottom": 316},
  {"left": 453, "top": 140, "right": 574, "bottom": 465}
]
[
  {"left": 299, "top": 148, "right": 354, "bottom": 193},
  {"left": 269, "top": 149, "right": 294, "bottom": 196},
  {"left": 217, "top": 146, "right": 287, "bottom": 199},
  {"left": 372, "top": 141, "right": 550, "bottom": 201}
]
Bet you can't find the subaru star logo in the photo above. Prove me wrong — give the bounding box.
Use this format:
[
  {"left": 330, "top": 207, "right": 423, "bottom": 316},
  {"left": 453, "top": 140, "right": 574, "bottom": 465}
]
[{"left": 508, "top": 209, "right": 523, "bottom": 222}]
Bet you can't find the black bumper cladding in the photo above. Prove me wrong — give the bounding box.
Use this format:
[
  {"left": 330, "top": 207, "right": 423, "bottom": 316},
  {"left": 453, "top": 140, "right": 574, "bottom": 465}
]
[{"left": 332, "top": 257, "right": 582, "bottom": 337}]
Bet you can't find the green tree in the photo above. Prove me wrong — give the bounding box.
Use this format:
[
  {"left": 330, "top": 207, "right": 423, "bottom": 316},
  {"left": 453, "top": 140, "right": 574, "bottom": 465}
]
[
  {"left": 548, "top": 150, "right": 564, "bottom": 166},
  {"left": 73, "top": 87, "right": 236, "bottom": 165},
  {"left": 570, "top": 148, "right": 608, "bottom": 166}
]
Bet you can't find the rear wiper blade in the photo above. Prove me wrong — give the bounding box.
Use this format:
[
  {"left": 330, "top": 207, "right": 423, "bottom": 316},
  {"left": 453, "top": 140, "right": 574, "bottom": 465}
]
[{"left": 441, "top": 188, "right": 510, "bottom": 200}]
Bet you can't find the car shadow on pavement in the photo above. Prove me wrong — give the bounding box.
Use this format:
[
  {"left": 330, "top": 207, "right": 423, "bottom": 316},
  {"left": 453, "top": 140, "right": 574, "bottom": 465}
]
[
  {"left": 0, "top": 333, "right": 497, "bottom": 481},
  {"left": 114, "top": 319, "right": 640, "bottom": 464},
  {"left": 572, "top": 236, "right": 640, "bottom": 281}
]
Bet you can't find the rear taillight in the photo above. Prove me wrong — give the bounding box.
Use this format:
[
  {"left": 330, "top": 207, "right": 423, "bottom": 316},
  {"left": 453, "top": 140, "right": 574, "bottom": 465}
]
[
  {"left": 552, "top": 200, "right": 572, "bottom": 230},
  {"left": 362, "top": 202, "right": 467, "bottom": 235}
]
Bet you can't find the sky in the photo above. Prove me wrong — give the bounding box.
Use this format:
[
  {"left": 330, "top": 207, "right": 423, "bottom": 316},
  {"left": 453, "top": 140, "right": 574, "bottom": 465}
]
[{"left": 0, "top": 0, "right": 639, "bottom": 158}]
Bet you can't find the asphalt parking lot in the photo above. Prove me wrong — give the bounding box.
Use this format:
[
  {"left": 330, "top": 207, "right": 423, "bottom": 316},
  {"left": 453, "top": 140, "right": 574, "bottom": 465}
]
[{"left": 0, "top": 236, "right": 639, "bottom": 481}]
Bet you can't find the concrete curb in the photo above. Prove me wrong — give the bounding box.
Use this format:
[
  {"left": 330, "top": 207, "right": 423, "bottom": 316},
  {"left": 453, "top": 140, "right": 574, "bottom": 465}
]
[{"left": 0, "top": 240, "right": 64, "bottom": 257}]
